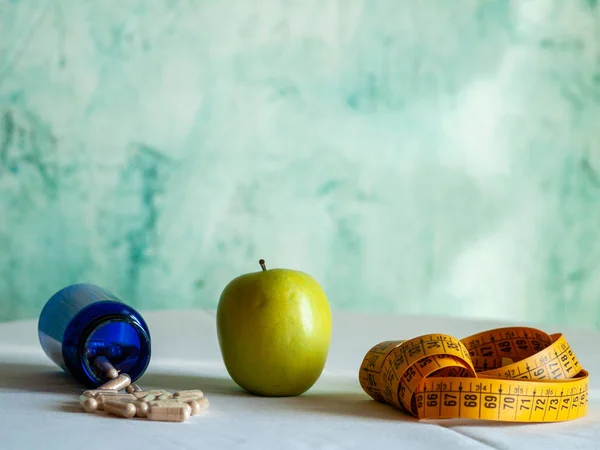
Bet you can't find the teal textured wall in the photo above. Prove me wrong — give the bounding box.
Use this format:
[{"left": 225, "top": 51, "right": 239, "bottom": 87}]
[{"left": 1, "top": 1, "right": 599, "bottom": 329}]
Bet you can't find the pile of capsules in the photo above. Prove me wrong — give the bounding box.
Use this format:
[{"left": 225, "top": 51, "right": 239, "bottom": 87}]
[{"left": 79, "top": 356, "right": 209, "bottom": 422}]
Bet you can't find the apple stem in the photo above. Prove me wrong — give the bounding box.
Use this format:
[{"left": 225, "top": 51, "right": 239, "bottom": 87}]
[{"left": 259, "top": 259, "right": 267, "bottom": 271}]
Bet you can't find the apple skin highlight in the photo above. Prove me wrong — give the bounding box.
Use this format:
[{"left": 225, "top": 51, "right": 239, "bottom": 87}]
[{"left": 216, "top": 260, "right": 332, "bottom": 397}]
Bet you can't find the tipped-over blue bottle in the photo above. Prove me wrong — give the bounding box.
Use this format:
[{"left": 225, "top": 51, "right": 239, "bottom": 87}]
[{"left": 38, "top": 283, "right": 151, "bottom": 388}]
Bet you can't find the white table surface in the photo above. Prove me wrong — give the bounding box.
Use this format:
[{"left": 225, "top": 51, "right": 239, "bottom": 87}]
[{"left": 1, "top": 309, "right": 599, "bottom": 450}]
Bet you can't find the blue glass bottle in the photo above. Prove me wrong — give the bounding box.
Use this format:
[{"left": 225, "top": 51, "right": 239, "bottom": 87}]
[{"left": 38, "top": 283, "right": 151, "bottom": 388}]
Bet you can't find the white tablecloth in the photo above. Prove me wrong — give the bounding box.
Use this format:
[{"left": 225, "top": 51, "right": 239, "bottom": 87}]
[{"left": 1, "top": 309, "right": 598, "bottom": 449}]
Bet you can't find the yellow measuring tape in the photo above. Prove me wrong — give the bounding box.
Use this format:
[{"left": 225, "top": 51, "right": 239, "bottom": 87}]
[{"left": 359, "top": 327, "right": 589, "bottom": 422}]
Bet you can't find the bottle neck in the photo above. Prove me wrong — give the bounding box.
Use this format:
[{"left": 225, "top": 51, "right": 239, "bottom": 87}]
[
  {"left": 61, "top": 301, "right": 152, "bottom": 388},
  {"left": 79, "top": 314, "right": 151, "bottom": 385}
]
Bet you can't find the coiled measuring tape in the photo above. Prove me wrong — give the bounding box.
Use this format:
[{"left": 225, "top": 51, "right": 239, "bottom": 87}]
[{"left": 359, "top": 327, "right": 589, "bottom": 422}]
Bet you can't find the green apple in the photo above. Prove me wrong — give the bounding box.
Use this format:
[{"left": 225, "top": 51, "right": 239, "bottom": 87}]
[{"left": 216, "top": 259, "right": 332, "bottom": 397}]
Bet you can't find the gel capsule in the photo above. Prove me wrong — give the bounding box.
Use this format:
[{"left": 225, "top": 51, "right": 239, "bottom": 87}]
[
  {"left": 147, "top": 403, "right": 191, "bottom": 422},
  {"left": 81, "top": 389, "right": 122, "bottom": 398},
  {"left": 174, "top": 394, "right": 203, "bottom": 403},
  {"left": 175, "top": 396, "right": 207, "bottom": 415},
  {"left": 82, "top": 392, "right": 136, "bottom": 409},
  {"left": 126, "top": 383, "right": 142, "bottom": 393},
  {"left": 94, "top": 356, "right": 119, "bottom": 380},
  {"left": 80, "top": 397, "right": 98, "bottom": 413},
  {"left": 186, "top": 399, "right": 201, "bottom": 415},
  {"left": 148, "top": 399, "right": 185, "bottom": 407},
  {"left": 98, "top": 374, "right": 131, "bottom": 391},
  {"left": 104, "top": 400, "right": 137, "bottom": 419},
  {"left": 196, "top": 397, "right": 210, "bottom": 414},
  {"left": 135, "top": 401, "right": 149, "bottom": 418},
  {"left": 173, "top": 389, "right": 204, "bottom": 398},
  {"left": 147, "top": 390, "right": 169, "bottom": 396}
]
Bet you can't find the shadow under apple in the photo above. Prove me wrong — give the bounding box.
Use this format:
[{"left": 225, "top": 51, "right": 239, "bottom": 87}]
[{"left": 139, "top": 369, "right": 419, "bottom": 422}]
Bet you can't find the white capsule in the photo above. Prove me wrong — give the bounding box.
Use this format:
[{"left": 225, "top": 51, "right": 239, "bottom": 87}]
[
  {"left": 98, "top": 373, "right": 131, "bottom": 391},
  {"left": 134, "top": 390, "right": 168, "bottom": 398},
  {"left": 188, "top": 399, "right": 201, "bottom": 415},
  {"left": 135, "top": 401, "right": 149, "bottom": 418},
  {"left": 195, "top": 397, "right": 209, "bottom": 414},
  {"left": 80, "top": 397, "right": 98, "bottom": 413},
  {"left": 104, "top": 400, "right": 137, "bottom": 419},
  {"left": 173, "top": 389, "right": 204, "bottom": 398},
  {"left": 94, "top": 393, "right": 137, "bottom": 410},
  {"left": 81, "top": 389, "right": 121, "bottom": 398},
  {"left": 93, "top": 356, "right": 119, "bottom": 380},
  {"left": 175, "top": 396, "right": 207, "bottom": 414},
  {"left": 175, "top": 395, "right": 203, "bottom": 405},
  {"left": 148, "top": 399, "right": 185, "bottom": 407},
  {"left": 146, "top": 390, "right": 169, "bottom": 396},
  {"left": 147, "top": 403, "right": 191, "bottom": 422},
  {"left": 130, "top": 391, "right": 149, "bottom": 399},
  {"left": 126, "top": 383, "right": 142, "bottom": 393},
  {"left": 175, "top": 396, "right": 196, "bottom": 406}
]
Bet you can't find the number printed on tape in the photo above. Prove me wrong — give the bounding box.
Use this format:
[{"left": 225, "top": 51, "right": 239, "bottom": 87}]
[{"left": 358, "top": 327, "right": 589, "bottom": 422}]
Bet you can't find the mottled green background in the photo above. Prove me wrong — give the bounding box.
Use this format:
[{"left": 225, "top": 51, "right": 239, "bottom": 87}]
[{"left": 1, "top": 1, "right": 599, "bottom": 329}]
